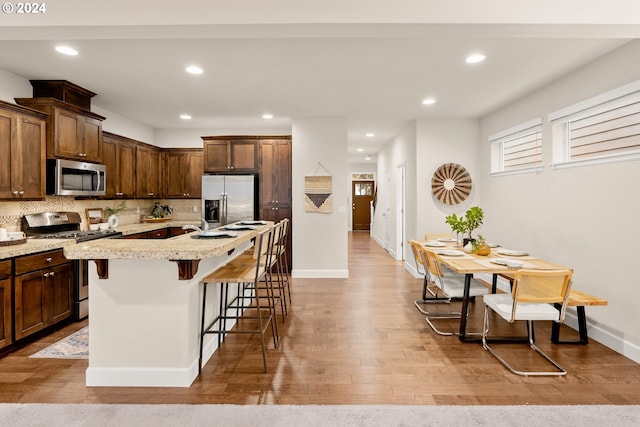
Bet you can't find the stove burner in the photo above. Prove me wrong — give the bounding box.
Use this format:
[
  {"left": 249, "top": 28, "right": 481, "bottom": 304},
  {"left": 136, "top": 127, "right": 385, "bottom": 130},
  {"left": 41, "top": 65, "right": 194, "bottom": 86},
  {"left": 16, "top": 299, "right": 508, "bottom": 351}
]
[{"left": 29, "top": 229, "right": 122, "bottom": 242}]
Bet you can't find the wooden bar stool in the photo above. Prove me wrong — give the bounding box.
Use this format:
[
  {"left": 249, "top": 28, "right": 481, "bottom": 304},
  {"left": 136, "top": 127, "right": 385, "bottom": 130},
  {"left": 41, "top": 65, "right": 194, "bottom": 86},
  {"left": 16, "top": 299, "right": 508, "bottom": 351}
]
[{"left": 199, "top": 227, "right": 278, "bottom": 374}]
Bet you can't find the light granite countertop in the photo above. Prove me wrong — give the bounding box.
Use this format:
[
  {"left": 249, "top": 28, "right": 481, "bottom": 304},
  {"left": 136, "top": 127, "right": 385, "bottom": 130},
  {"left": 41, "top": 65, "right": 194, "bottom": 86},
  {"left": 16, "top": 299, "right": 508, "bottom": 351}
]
[
  {"left": 0, "top": 238, "right": 76, "bottom": 260},
  {"left": 63, "top": 221, "right": 270, "bottom": 261},
  {"left": 0, "top": 220, "right": 238, "bottom": 261}
]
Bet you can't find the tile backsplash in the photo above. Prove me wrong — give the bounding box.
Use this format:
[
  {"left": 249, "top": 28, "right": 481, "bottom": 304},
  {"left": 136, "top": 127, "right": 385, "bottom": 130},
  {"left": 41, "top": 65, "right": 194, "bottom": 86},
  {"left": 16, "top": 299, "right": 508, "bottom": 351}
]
[{"left": 0, "top": 196, "right": 201, "bottom": 231}]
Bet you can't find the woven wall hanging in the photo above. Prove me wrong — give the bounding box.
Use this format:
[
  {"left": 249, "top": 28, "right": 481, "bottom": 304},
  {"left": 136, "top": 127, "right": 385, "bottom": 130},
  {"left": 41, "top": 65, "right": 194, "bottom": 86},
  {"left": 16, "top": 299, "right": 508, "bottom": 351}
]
[
  {"left": 431, "top": 163, "right": 472, "bottom": 205},
  {"left": 305, "top": 162, "right": 333, "bottom": 213}
]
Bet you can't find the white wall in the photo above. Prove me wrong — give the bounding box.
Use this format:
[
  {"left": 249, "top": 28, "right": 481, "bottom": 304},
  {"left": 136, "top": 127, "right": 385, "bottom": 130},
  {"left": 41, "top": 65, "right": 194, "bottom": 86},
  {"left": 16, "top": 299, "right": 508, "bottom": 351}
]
[
  {"left": 478, "top": 40, "right": 640, "bottom": 360},
  {"left": 153, "top": 128, "right": 292, "bottom": 149},
  {"left": 0, "top": 69, "right": 31, "bottom": 103},
  {"left": 415, "top": 118, "right": 480, "bottom": 239},
  {"left": 93, "top": 105, "right": 155, "bottom": 144},
  {"left": 371, "top": 122, "right": 417, "bottom": 259},
  {"left": 292, "top": 118, "right": 349, "bottom": 278}
]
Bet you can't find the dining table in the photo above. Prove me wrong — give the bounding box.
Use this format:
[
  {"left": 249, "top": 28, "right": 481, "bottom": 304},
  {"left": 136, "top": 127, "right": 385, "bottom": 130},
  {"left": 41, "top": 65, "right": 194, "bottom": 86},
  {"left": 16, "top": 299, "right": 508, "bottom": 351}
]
[{"left": 421, "top": 239, "right": 569, "bottom": 343}]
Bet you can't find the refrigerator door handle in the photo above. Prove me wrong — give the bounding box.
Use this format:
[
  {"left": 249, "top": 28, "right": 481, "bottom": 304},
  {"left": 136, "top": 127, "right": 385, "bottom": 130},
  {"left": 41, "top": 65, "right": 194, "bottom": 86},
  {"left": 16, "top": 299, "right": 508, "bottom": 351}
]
[{"left": 221, "top": 193, "right": 228, "bottom": 225}]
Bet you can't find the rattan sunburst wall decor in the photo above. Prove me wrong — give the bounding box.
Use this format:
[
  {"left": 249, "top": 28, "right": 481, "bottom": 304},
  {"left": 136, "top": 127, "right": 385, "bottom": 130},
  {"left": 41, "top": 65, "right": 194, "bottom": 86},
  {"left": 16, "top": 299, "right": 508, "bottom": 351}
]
[{"left": 431, "top": 163, "right": 472, "bottom": 205}]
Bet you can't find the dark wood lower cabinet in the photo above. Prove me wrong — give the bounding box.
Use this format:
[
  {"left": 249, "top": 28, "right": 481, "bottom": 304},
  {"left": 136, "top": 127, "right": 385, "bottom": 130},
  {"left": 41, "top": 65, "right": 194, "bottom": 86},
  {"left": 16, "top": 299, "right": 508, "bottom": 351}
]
[
  {"left": 13, "top": 250, "right": 74, "bottom": 341},
  {"left": 0, "top": 259, "right": 12, "bottom": 350}
]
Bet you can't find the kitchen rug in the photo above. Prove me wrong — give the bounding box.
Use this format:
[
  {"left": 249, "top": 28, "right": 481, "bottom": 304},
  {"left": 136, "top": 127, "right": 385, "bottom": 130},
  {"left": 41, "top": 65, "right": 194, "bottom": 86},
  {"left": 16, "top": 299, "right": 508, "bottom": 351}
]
[{"left": 30, "top": 326, "right": 89, "bottom": 359}]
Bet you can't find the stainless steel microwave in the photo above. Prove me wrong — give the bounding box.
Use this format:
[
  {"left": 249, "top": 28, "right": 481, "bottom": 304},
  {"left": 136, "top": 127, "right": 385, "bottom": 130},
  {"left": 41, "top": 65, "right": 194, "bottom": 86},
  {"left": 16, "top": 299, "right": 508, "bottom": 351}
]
[{"left": 46, "top": 159, "right": 106, "bottom": 196}]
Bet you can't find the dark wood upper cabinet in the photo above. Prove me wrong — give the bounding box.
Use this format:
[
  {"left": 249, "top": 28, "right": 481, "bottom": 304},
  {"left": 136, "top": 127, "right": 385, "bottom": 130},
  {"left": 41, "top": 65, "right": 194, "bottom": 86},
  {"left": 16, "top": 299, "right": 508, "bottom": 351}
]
[
  {"left": 163, "top": 149, "right": 203, "bottom": 199},
  {"left": 15, "top": 98, "right": 105, "bottom": 163},
  {"left": 102, "top": 132, "right": 136, "bottom": 198},
  {"left": 0, "top": 100, "right": 47, "bottom": 200},
  {"left": 135, "top": 143, "right": 161, "bottom": 199},
  {"left": 202, "top": 137, "right": 258, "bottom": 173}
]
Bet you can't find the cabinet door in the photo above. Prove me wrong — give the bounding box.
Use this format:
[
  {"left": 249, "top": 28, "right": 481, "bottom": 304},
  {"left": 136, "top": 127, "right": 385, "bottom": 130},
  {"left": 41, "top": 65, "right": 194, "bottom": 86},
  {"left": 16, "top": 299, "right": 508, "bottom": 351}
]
[
  {"left": 164, "top": 152, "right": 187, "bottom": 198},
  {"left": 0, "top": 277, "right": 11, "bottom": 349},
  {"left": 185, "top": 151, "right": 203, "bottom": 198},
  {"left": 16, "top": 114, "right": 46, "bottom": 199},
  {"left": 119, "top": 142, "right": 136, "bottom": 197},
  {"left": 259, "top": 139, "right": 292, "bottom": 209},
  {"left": 230, "top": 140, "right": 257, "bottom": 172},
  {"left": 14, "top": 270, "right": 47, "bottom": 340},
  {"left": 53, "top": 108, "right": 81, "bottom": 159},
  {"left": 203, "top": 141, "right": 230, "bottom": 173},
  {"left": 49, "top": 263, "right": 73, "bottom": 324},
  {"left": 0, "top": 109, "right": 15, "bottom": 198},
  {"left": 135, "top": 145, "right": 161, "bottom": 198},
  {"left": 81, "top": 116, "right": 102, "bottom": 162},
  {"left": 102, "top": 136, "right": 119, "bottom": 197}
]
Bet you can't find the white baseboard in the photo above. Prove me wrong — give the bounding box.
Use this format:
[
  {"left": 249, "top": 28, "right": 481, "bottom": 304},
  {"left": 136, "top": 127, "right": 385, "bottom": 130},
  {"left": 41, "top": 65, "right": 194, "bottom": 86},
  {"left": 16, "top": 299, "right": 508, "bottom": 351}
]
[
  {"left": 292, "top": 269, "right": 349, "bottom": 278},
  {"left": 86, "top": 364, "right": 198, "bottom": 388}
]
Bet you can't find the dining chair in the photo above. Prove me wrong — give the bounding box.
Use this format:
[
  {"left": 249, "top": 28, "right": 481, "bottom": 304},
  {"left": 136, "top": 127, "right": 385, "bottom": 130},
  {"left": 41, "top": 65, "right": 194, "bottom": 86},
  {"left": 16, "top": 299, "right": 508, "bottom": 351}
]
[
  {"left": 419, "top": 245, "right": 489, "bottom": 335},
  {"left": 482, "top": 268, "right": 573, "bottom": 376},
  {"left": 409, "top": 240, "right": 434, "bottom": 305}
]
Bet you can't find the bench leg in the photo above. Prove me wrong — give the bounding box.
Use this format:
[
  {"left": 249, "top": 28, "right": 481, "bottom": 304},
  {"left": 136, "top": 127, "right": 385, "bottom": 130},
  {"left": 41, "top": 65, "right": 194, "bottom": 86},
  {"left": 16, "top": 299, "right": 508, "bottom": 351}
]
[{"left": 551, "top": 305, "right": 589, "bottom": 345}]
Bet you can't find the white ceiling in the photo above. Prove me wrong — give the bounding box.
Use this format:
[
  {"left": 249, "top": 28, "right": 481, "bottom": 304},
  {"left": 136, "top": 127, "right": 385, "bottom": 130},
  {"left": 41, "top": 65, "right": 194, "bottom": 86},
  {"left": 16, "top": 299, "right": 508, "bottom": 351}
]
[{"left": 0, "top": 1, "right": 638, "bottom": 163}]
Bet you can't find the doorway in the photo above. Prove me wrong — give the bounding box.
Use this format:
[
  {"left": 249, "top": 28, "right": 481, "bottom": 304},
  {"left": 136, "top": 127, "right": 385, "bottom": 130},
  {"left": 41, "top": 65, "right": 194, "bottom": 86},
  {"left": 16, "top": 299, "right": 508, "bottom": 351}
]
[{"left": 352, "top": 180, "right": 375, "bottom": 231}]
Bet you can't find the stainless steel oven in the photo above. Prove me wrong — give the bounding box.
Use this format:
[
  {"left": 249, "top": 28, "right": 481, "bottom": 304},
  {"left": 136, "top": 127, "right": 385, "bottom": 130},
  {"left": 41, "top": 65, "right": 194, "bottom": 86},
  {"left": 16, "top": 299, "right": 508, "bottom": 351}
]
[{"left": 23, "top": 211, "right": 122, "bottom": 320}]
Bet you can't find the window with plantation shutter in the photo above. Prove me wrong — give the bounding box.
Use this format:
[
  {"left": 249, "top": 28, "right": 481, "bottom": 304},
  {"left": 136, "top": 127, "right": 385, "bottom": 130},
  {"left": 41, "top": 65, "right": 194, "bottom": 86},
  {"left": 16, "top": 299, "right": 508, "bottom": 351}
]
[
  {"left": 490, "top": 118, "right": 543, "bottom": 174},
  {"left": 550, "top": 80, "right": 640, "bottom": 167}
]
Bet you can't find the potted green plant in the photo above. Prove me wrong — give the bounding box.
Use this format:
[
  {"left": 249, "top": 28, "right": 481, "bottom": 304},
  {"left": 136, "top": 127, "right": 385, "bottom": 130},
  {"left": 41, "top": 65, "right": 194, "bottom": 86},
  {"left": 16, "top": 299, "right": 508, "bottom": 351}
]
[
  {"left": 150, "top": 201, "right": 173, "bottom": 219},
  {"left": 445, "top": 206, "right": 484, "bottom": 246},
  {"left": 104, "top": 201, "right": 126, "bottom": 228}
]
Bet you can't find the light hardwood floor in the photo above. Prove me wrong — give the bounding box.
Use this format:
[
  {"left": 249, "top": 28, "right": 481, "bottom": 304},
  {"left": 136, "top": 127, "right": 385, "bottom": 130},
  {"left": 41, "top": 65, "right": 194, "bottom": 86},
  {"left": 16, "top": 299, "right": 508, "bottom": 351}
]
[{"left": 1, "top": 232, "right": 639, "bottom": 404}]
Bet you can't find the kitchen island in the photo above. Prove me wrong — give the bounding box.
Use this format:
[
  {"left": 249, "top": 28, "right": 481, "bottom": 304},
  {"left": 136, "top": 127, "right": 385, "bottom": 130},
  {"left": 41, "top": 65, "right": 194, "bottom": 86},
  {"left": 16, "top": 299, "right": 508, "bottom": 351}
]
[{"left": 63, "top": 222, "right": 271, "bottom": 387}]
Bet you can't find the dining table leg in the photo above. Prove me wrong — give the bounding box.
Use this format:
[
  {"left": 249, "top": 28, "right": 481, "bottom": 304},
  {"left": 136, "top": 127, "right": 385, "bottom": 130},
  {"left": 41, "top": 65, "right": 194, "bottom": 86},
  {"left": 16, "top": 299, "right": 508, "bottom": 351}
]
[{"left": 458, "top": 273, "right": 473, "bottom": 342}]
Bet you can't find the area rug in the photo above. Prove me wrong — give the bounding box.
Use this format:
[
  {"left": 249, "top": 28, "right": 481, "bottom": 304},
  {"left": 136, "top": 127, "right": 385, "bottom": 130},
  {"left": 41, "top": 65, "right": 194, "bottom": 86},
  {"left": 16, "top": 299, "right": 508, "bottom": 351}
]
[
  {"left": 0, "top": 404, "right": 638, "bottom": 427},
  {"left": 29, "top": 326, "right": 88, "bottom": 359}
]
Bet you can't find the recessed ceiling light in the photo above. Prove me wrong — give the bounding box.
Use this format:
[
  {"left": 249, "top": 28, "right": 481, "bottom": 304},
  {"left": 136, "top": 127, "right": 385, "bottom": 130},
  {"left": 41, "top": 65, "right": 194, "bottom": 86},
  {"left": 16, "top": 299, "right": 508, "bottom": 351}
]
[
  {"left": 422, "top": 98, "right": 436, "bottom": 105},
  {"left": 365, "top": 155, "right": 372, "bottom": 161},
  {"left": 55, "top": 45, "right": 78, "bottom": 56},
  {"left": 357, "top": 148, "right": 364, "bottom": 152},
  {"left": 366, "top": 133, "right": 375, "bottom": 138},
  {"left": 180, "top": 114, "right": 192, "bottom": 120},
  {"left": 185, "top": 65, "right": 203, "bottom": 75},
  {"left": 262, "top": 113, "right": 273, "bottom": 119},
  {"left": 466, "top": 53, "right": 486, "bottom": 64}
]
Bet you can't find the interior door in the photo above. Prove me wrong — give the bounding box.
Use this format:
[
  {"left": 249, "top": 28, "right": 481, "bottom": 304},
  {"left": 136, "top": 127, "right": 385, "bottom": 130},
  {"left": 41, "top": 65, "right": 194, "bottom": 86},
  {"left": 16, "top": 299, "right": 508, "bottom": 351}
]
[{"left": 352, "top": 180, "right": 375, "bottom": 231}]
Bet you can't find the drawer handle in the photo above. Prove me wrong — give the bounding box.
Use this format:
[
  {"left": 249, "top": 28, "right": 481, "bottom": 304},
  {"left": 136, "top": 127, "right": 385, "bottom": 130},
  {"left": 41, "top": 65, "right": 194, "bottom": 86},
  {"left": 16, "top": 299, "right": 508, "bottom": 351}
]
[
  {"left": 50, "top": 271, "right": 55, "bottom": 277},
  {"left": 44, "top": 272, "right": 49, "bottom": 278},
  {"left": 46, "top": 257, "right": 53, "bottom": 262}
]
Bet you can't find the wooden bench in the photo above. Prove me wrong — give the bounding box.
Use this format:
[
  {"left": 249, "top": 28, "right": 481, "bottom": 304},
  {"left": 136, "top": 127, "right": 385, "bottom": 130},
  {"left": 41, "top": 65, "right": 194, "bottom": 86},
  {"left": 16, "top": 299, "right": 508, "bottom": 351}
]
[
  {"left": 493, "top": 274, "right": 607, "bottom": 345},
  {"left": 551, "top": 289, "right": 608, "bottom": 345}
]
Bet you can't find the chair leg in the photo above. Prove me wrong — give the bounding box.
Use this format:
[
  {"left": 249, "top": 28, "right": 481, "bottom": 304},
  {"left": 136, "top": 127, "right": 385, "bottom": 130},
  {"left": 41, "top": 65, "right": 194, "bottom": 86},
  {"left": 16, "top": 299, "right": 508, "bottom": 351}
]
[
  {"left": 482, "top": 307, "right": 567, "bottom": 376},
  {"left": 198, "top": 281, "right": 208, "bottom": 374}
]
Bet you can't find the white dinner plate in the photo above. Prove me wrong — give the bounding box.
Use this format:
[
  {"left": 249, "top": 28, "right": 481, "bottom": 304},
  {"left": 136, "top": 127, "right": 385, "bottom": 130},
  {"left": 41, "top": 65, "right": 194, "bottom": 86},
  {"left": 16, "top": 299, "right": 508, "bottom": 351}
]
[
  {"left": 424, "top": 240, "right": 447, "bottom": 247},
  {"left": 490, "top": 258, "right": 523, "bottom": 268},
  {"left": 497, "top": 249, "right": 529, "bottom": 257},
  {"left": 438, "top": 249, "right": 464, "bottom": 257},
  {"left": 437, "top": 237, "right": 457, "bottom": 242},
  {"left": 222, "top": 224, "right": 257, "bottom": 230},
  {"left": 196, "top": 230, "right": 239, "bottom": 238}
]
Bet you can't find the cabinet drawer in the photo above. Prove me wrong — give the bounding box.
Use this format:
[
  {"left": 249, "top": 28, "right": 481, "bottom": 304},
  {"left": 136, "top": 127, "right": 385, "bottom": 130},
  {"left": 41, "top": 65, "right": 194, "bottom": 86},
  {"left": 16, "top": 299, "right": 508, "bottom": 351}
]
[
  {"left": 147, "top": 228, "right": 169, "bottom": 239},
  {"left": 0, "top": 259, "right": 11, "bottom": 279},
  {"left": 15, "top": 249, "right": 68, "bottom": 275}
]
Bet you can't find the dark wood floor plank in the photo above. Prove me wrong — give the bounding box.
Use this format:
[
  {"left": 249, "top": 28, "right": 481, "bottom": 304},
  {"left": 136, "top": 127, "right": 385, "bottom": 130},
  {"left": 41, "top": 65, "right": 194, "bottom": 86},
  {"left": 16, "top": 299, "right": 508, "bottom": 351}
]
[{"left": 0, "top": 232, "right": 639, "bottom": 405}]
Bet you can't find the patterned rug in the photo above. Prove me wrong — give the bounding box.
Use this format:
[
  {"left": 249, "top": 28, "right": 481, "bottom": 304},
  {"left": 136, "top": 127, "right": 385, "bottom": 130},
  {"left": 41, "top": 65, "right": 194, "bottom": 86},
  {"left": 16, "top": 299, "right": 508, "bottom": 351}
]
[{"left": 30, "top": 326, "right": 89, "bottom": 359}]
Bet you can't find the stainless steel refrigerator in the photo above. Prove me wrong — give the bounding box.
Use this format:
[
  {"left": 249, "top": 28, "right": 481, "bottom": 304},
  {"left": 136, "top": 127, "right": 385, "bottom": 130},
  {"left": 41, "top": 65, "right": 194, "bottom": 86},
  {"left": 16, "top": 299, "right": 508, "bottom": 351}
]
[{"left": 201, "top": 175, "right": 258, "bottom": 226}]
